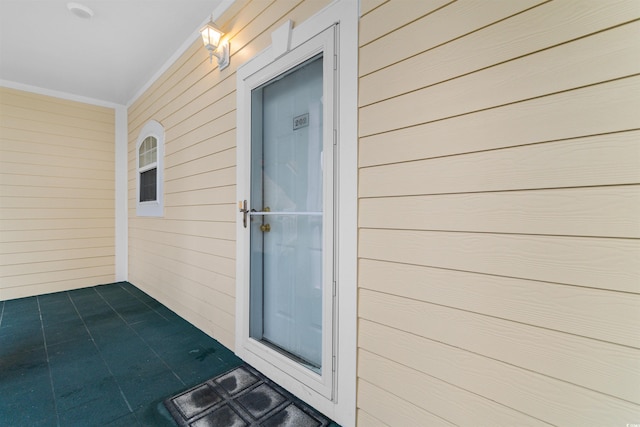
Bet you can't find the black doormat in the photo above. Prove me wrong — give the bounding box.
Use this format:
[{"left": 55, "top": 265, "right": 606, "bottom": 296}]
[{"left": 164, "top": 364, "right": 333, "bottom": 427}]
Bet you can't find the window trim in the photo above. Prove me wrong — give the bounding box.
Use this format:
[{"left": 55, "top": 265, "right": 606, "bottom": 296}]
[{"left": 136, "top": 120, "right": 164, "bottom": 217}]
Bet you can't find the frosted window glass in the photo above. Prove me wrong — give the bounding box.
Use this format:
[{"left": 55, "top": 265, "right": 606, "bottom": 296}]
[{"left": 249, "top": 55, "right": 324, "bottom": 370}]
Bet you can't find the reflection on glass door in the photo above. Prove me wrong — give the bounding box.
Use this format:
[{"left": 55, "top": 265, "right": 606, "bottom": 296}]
[{"left": 249, "top": 55, "right": 324, "bottom": 371}]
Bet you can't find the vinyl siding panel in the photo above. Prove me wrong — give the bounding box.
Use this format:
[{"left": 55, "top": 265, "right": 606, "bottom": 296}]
[
  {"left": 359, "top": 320, "right": 638, "bottom": 426},
  {"left": 359, "top": 0, "right": 452, "bottom": 46},
  {"left": 359, "top": 0, "right": 386, "bottom": 18},
  {"left": 356, "top": 408, "right": 387, "bottom": 427},
  {"left": 357, "top": 377, "right": 455, "bottom": 427},
  {"left": 357, "top": 1, "right": 640, "bottom": 425},
  {"left": 0, "top": 87, "right": 115, "bottom": 300},
  {"left": 359, "top": 0, "right": 639, "bottom": 105},
  {"left": 127, "top": 0, "right": 331, "bottom": 350},
  {"left": 358, "top": 350, "right": 547, "bottom": 426}
]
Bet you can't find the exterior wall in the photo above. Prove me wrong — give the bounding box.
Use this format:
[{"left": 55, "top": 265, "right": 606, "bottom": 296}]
[
  {"left": 127, "top": 0, "right": 331, "bottom": 350},
  {"left": 357, "top": 1, "right": 640, "bottom": 425},
  {"left": 0, "top": 87, "right": 116, "bottom": 300}
]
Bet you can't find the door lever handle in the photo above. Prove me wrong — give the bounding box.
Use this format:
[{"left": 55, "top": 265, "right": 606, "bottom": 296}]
[{"left": 238, "top": 200, "right": 249, "bottom": 228}]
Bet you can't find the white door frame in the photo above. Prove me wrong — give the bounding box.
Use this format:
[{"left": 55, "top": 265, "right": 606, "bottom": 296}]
[
  {"left": 235, "top": 1, "right": 357, "bottom": 425},
  {"left": 242, "top": 25, "right": 336, "bottom": 399}
]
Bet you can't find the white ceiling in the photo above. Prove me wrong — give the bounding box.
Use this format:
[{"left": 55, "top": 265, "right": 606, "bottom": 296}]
[{"left": 0, "top": 0, "right": 227, "bottom": 105}]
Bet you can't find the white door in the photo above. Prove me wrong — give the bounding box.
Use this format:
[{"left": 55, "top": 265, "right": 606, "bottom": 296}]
[{"left": 238, "top": 26, "right": 336, "bottom": 398}]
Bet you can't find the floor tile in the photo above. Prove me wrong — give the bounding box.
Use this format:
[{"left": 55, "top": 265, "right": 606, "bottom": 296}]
[
  {"left": 70, "top": 292, "right": 112, "bottom": 316},
  {"left": 59, "top": 378, "right": 130, "bottom": 419},
  {"left": 106, "top": 350, "right": 163, "bottom": 378},
  {"left": 58, "top": 399, "right": 131, "bottom": 427},
  {"left": 96, "top": 287, "right": 138, "bottom": 308},
  {"left": 43, "top": 318, "right": 89, "bottom": 346},
  {"left": 105, "top": 412, "right": 139, "bottom": 426},
  {"left": 117, "top": 365, "right": 185, "bottom": 410},
  {"left": 0, "top": 382, "right": 57, "bottom": 426},
  {"left": 68, "top": 293, "right": 105, "bottom": 310},
  {"left": 134, "top": 401, "right": 178, "bottom": 427},
  {"left": 0, "top": 297, "right": 41, "bottom": 327},
  {"left": 129, "top": 316, "right": 197, "bottom": 347},
  {"left": 0, "top": 321, "right": 45, "bottom": 358},
  {"left": 162, "top": 343, "right": 239, "bottom": 387},
  {"left": 0, "top": 282, "right": 333, "bottom": 426},
  {"left": 0, "top": 346, "right": 49, "bottom": 393},
  {"left": 48, "top": 339, "right": 112, "bottom": 396},
  {"left": 37, "top": 291, "right": 70, "bottom": 305},
  {"left": 131, "top": 307, "right": 167, "bottom": 322},
  {"left": 40, "top": 301, "right": 80, "bottom": 327},
  {"left": 118, "top": 305, "right": 163, "bottom": 326},
  {"left": 82, "top": 310, "right": 127, "bottom": 336},
  {"left": 96, "top": 333, "right": 160, "bottom": 377}
]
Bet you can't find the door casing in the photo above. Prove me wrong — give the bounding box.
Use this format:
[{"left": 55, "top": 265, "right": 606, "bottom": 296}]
[
  {"left": 241, "top": 26, "right": 336, "bottom": 398},
  {"left": 236, "top": 2, "right": 358, "bottom": 424}
]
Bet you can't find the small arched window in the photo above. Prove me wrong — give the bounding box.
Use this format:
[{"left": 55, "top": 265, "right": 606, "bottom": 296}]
[{"left": 136, "top": 120, "right": 164, "bottom": 217}]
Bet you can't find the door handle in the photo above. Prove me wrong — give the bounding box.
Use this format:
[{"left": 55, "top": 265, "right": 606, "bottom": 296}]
[
  {"left": 238, "top": 200, "right": 248, "bottom": 228},
  {"left": 260, "top": 223, "right": 271, "bottom": 232}
]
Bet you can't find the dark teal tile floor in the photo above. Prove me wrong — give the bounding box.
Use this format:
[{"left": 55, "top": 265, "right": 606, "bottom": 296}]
[{"left": 0, "top": 282, "right": 243, "bottom": 426}]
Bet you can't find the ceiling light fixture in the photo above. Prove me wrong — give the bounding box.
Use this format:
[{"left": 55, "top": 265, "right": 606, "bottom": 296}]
[
  {"left": 67, "top": 2, "right": 94, "bottom": 19},
  {"left": 199, "top": 19, "right": 229, "bottom": 70}
]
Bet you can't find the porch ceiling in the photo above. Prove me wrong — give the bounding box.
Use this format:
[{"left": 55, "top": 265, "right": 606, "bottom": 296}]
[{"left": 0, "top": 0, "right": 226, "bottom": 105}]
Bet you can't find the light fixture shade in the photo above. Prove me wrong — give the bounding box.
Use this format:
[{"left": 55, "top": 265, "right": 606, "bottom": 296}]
[{"left": 200, "top": 22, "right": 223, "bottom": 50}]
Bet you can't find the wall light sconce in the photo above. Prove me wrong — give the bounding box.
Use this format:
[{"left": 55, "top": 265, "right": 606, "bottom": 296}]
[{"left": 200, "top": 21, "right": 229, "bottom": 70}]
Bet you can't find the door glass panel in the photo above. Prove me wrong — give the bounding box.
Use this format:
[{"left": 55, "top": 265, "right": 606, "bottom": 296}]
[{"left": 249, "top": 55, "right": 324, "bottom": 370}]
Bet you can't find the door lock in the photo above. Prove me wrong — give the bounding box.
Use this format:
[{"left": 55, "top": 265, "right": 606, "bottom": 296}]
[{"left": 260, "top": 223, "right": 271, "bottom": 232}]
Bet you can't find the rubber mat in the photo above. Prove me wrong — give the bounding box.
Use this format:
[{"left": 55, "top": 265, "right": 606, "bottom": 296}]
[{"left": 164, "top": 364, "right": 334, "bottom": 427}]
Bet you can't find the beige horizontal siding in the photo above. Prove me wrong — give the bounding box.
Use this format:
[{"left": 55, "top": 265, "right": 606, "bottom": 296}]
[
  {"left": 0, "top": 89, "right": 113, "bottom": 123},
  {"left": 128, "top": 247, "right": 235, "bottom": 282},
  {"left": 356, "top": 408, "right": 387, "bottom": 427},
  {"left": 359, "top": 87, "right": 639, "bottom": 168},
  {"left": 359, "top": 320, "right": 638, "bottom": 426},
  {"left": 359, "top": 0, "right": 452, "bottom": 46},
  {"left": 359, "top": 0, "right": 546, "bottom": 76},
  {"left": 359, "top": 259, "right": 640, "bottom": 349},
  {"left": 360, "top": 186, "right": 640, "bottom": 239},
  {"left": 361, "top": 131, "right": 640, "bottom": 196},
  {"left": 357, "top": 0, "right": 640, "bottom": 425},
  {"left": 0, "top": 87, "right": 115, "bottom": 300},
  {"left": 361, "top": 288, "right": 639, "bottom": 404},
  {"left": 127, "top": 0, "right": 331, "bottom": 350},
  {"left": 360, "top": 26, "right": 640, "bottom": 134},
  {"left": 357, "top": 376, "right": 456, "bottom": 427},
  {"left": 0, "top": 115, "right": 113, "bottom": 144},
  {"left": 360, "top": 0, "right": 640, "bottom": 105},
  {"left": 358, "top": 349, "right": 547, "bottom": 426}
]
